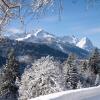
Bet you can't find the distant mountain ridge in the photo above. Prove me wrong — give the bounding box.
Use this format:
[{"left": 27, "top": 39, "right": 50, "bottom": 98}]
[
  {"left": 0, "top": 36, "right": 89, "bottom": 60},
  {"left": 8, "top": 29, "right": 95, "bottom": 52}
]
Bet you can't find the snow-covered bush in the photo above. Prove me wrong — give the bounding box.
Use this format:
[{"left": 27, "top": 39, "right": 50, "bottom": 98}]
[{"left": 18, "top": 56, "right": 65, "bottom": 100}]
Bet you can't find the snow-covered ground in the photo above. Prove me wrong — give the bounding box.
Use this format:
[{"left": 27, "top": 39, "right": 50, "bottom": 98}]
[{"left": 29, "top": 86, "right": 100, "bottom": 100}]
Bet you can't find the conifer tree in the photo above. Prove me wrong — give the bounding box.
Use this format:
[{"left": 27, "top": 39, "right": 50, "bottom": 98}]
[
  {"left": 67, "top": 53, "right": 76, "bottom": 67},
  {"left": 81, "top": 61, "right": 88, "bottom": 73},
  {"left": 66, "top": 53, "right": 79, "bottom": 89},
  {"left": 89, "top": 48, "right": 100, "bottom": 74},
  {"left": 0, "top": 48, "right": 19, "bottom": 99}
]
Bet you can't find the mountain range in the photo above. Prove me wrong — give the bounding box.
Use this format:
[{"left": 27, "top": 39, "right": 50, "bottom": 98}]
[
  {"left": 0, "top": 28, "right": 96, "bottom": 66},
  {"left": 0, "top": 29, "right": 94, "bottom": 73},
  {"left": 9, "top": 29, "right": 94, "bottom": 52}
]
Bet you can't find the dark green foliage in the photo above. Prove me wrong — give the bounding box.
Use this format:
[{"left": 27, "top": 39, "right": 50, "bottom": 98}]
[
  {"left": 67, "top": 53, "right": 76, "bottom": 66},
  {"left": 67, "top": 66, "right": 79, "bottom": 89},
  {"left": 0, "top": 48, "right": 19, "bottom": 98},
  {"left": 49, "top": 41, "right": 89, "bottom": 59},
  {"left": 0, "top": 56, "right": 6, "bottom": 67},
  {"left": 66, "top": 54, "right": 79, "bottom": 89},
  {"left": 0, "top": 38, "right": 68, "bottom": 62},
  {"left": 89, "top": 48, "right": 100, "bottom": 74},
  {"left": 81, "top": 61, "right": 88, "bottom": 72}
]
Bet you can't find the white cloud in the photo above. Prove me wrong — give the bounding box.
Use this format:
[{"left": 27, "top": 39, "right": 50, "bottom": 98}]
[
  {"left": 40, "top": 16, "right": 58, "bottom": 22},
  {"left": 85, "top": 27, "right": 100, "bottom": 34},
  {"left": 8, "top": 28, "right": 24, "bottom": 34}
]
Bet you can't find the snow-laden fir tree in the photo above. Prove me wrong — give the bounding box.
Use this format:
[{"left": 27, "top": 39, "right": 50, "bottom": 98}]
[
  {"left": 0, "top": 48, "right": 19, "bottom": 100},
  {"left": 88, "top": 48, "right": 100, "bottom": 86},
  {"left": 78, "top": 60, "right": 95, "bottom": 87},
  {"left": 18, "top": 56, "right": 65, "bottom": 100},
  {"left": 63, "top": 53, "right": 76, "bottom": 79},
  {"left": 79, "top": 48, "right": 100, "bottom": 87},
  {"left": 89, "top": 48, "right": 100, "bottom": 74},
  {"left": 65, "top": 53, "right": 79, "bottom": 89},
  {"left": 81, "top": 61, "right": 88, "bottom": 73}
]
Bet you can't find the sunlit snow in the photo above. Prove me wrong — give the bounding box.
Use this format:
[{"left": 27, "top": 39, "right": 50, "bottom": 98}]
[{"left": 30, "top": 86, "right": 100, "bottom": 100}]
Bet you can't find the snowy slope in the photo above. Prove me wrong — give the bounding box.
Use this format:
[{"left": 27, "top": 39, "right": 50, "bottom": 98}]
[
  {"left": 30, "top": 86, "right": 100, "bottom": 100},
  {"left": 16, "top": 34, "right": 32, "bottom": 41},
  {"left": 60, "top": 35, "right": 79, "bottom": 45},
  {"left": 16, "top": 29, "right": 55, "bottom": 42}
]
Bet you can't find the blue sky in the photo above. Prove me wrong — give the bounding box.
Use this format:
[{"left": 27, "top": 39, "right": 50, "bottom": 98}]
[{"left": 8, "top": 0, "right": 100, "bottom": 48}]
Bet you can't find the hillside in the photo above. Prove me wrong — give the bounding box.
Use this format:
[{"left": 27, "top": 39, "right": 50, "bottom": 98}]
[
  {"left": 0, "top": 38, "right": 67, "bottom": 61},
  {"left": 0, "top": 37, "right": 90, "bottom": 76},
  {"left": 30, "top": 86, "right": 100, "bottom": 100},
  {"left": 0, "top": 37, "right": 89, "bottom": 62}
]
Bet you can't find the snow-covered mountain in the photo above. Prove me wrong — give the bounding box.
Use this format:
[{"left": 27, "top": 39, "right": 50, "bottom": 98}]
[
  {"left": 60, "top": 35, "right": 79, "bottom": 45},
  {"left": 8, "top": 29, "right": 95, "bottom": 52},
  {"left": 76, "top": 37, "right": 94, "bottom": 51},
  {"left": 16, "top": 29, "right": 56, "bottom": 44}
]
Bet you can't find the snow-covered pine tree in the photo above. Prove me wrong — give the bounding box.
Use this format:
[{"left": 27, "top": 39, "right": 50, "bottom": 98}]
[
  {"left": 81, "top": 61, "right": 88, "bottom": 73},
  {"left": 63, "top": 53, "right": 76, "bottom": 78},
  {"left": 0, "top": 48, "right": 19, "bottom": 100},
  {"left": 65, "top": 53, "right": 79, "bottom": 89},
  {"left": 89, "top": 48, "right": 100, "bottom": 74},
  {"left": 62, "top": 59, "right": 69, "bottom": 80},
  {"left": 18, "top": 56, "right": 65, "bottom": 100},
  {"left": 95, "top": 74, "right": 100, "bottom": 86},
  {"left": 87, "top": 48, "right": 100, "bottom": 86},
  {"left": 67, "top": 53, "right": 76, "bottom": 66}
]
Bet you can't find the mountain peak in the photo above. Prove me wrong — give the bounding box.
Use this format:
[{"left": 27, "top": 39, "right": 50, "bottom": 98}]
[
  {"left": 33, "top": 28, "right": 44, "bottom": 36},
  {"left": 33, "top": 29, "right": 55, "bottom": 39},
  {"left": 82, "top": 37, "right": 90, "bottom": 41},
  {"left": 76, "top": 37, "right": 94, "bottom": 51}
]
